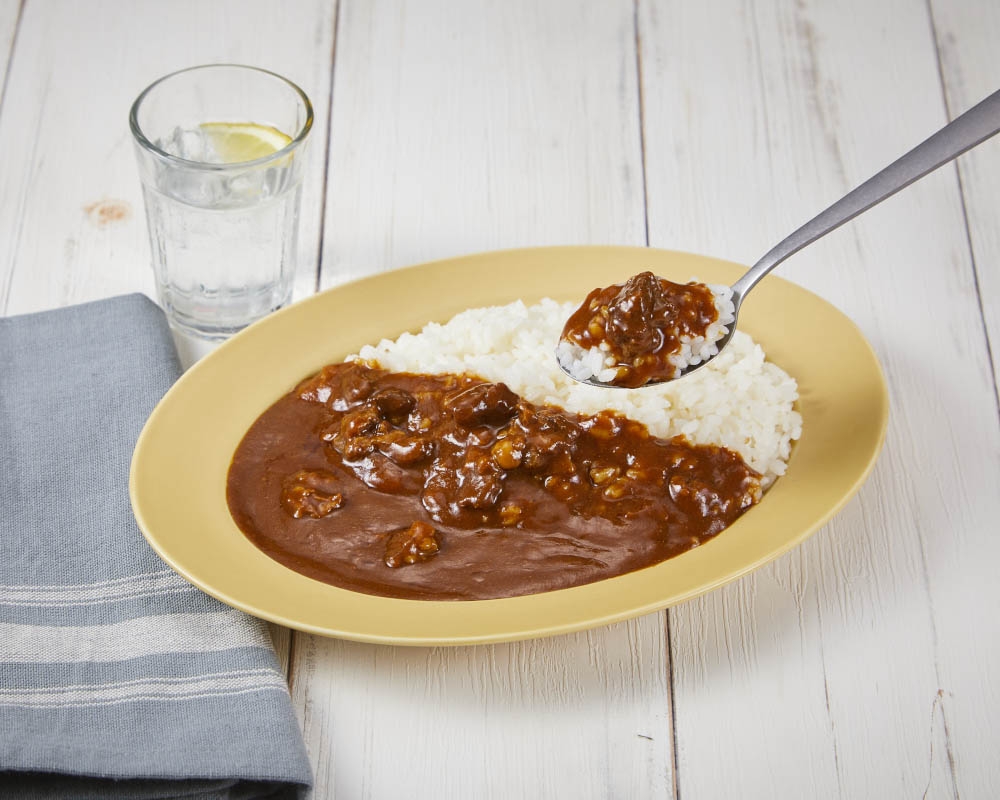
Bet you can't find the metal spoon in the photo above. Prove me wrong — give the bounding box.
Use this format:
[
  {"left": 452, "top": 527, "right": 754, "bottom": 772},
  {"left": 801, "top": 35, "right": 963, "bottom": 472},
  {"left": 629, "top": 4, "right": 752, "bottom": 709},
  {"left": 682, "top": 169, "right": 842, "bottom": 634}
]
[{"left": 562, "top": 87, "right": 1000, "bottom": 387}]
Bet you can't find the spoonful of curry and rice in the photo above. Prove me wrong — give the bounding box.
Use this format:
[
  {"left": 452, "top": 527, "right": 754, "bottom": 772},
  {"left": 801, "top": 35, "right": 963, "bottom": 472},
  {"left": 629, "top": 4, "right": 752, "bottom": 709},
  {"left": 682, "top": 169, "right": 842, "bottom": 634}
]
[{"left": 558, "top": 87, "right": 1000, "bottom": 388}]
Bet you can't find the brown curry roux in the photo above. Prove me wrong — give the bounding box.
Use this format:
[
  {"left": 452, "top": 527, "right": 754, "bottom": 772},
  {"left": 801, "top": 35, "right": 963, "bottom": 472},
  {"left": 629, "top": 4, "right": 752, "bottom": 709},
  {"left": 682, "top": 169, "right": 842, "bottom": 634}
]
[
  {"left": 560, "top": 271, "right": 720, "bottom": 386},
  {"left": 226, "top": 361, "right": 762, "bottom": 600}
]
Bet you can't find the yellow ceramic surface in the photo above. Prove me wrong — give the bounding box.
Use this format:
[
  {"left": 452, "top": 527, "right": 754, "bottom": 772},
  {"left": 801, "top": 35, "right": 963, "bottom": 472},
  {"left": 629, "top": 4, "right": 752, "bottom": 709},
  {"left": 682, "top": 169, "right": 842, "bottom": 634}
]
[{"left": 129, "top": 246, "right": 888, "bottom": 645}]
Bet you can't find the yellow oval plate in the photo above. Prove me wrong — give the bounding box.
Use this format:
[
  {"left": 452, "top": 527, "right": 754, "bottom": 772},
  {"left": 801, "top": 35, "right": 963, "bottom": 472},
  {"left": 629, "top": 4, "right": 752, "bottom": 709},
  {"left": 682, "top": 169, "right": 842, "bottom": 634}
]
[{"left": 130, "top": 246, "right": 888, "bottom": 645}]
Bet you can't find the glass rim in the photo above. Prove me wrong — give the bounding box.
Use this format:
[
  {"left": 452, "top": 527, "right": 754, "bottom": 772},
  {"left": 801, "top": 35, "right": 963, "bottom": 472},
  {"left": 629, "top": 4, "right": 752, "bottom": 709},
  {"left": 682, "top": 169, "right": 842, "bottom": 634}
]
[{"left": 128, "top": 63, "right": 314, "bottom": 171}]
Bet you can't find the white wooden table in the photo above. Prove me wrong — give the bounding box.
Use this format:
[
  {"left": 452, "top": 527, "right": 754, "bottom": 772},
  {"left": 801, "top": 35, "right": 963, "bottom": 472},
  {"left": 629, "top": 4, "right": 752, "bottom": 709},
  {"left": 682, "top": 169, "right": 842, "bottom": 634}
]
[{"left": 2, "top": 1, "right": 998, "bottom": 797}]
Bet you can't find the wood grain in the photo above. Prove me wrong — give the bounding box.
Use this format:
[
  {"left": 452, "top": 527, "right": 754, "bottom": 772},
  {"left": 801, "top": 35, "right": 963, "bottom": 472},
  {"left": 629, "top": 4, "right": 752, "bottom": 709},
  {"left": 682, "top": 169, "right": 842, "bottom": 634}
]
[
  {"left": 0, "top": 1, "right": 19, "bottom": 95},
  {"left": 294, "top": 2, "right": 674, "bottom": 798},
  {"left": 0, "top": 0, "right": 336, "bottom": 317},
  {"left": 640, "top": 0, "right": 998, "bottom": 797},
  {"left": 924, "top": 3, "right": 1000, "bottom": 796},
  {"left": 293, "top": 627, "right": 672, "bottom": 799},
  {"left": 931, "top": 0, "right": 1000, "bottom": 393},
  {"left": 317, "top": 0, "right": 646, "bottom": 287}
]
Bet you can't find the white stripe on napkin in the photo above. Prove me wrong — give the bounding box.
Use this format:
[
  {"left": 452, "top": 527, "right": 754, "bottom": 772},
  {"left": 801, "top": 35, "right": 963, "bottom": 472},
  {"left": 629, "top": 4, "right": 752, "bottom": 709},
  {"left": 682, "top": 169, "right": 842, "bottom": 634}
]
[
  {"left": 0, "top": 569, "right": 178, "bottom": 592},
  {"left": 0, "top": 668, "right": 288, "bottom": 709},
  {"left": 0, "top": 570, "right": 193, "bottom": 607},
  {"left": 1, "top": 611, "right": 273, "bottom": 663}
]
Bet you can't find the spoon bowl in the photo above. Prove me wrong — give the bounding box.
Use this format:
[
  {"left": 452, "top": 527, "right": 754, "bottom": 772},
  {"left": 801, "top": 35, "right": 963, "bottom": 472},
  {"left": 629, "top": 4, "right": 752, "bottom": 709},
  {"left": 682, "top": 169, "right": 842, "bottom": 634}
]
[{"left": 561, "top": 87, "right": 1000, "bottom": 388}]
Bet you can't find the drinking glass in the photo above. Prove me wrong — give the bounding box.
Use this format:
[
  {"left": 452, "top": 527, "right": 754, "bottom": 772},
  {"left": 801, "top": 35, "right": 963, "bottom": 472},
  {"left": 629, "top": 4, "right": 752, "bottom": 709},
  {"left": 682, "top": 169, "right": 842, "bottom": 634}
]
[{"left": 129, "top": 64, "right": 313, "bottom": 339}]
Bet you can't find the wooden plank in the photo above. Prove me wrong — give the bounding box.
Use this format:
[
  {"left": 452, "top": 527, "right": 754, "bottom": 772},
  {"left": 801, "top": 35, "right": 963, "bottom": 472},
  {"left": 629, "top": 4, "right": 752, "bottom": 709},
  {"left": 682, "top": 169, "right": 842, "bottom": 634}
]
[
  {"left": 0, "top": 0, "right": 336, "bottom": 317},
  {"left": 295, "top": 627, "right": 672, "bottom": 799},
  {"left": 924, "top": 2, "right": 1000, "bottom": 797},
  {"left": 0, "top": 1, "right": 19, "bottom": 94},
  {"left": 640, "top": 0, "right": 998, "bottom": 796},
  {"left": 294, "top": 2, "right": 671, "bottom": 798},
  {"left": 931, "top": 0, "right": 1000, "bottom": 390},
  {"left": 318, "top": 0, "right": 646, "bottom": 287}
]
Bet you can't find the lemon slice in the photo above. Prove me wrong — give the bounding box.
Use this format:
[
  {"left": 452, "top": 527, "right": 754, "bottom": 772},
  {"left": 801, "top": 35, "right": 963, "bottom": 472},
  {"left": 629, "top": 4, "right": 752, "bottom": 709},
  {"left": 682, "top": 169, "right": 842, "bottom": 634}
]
[{"left": 198, "top": 122, "right": 293, "bottom": 163}]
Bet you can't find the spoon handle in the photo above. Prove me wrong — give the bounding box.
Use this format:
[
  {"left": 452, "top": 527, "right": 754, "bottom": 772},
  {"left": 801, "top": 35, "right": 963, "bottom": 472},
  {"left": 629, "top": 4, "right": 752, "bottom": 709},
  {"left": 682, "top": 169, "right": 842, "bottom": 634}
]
[{"left": 731, "top": 88, "right": 1000, "bottom": 300}]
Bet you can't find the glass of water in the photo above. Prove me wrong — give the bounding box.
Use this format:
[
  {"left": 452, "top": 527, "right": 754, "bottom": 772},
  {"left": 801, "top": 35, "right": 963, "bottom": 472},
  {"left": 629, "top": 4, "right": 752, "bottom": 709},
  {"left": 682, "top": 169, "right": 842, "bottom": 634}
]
[{"left": 129, "top": 64, "right": 313, "bottom": 339}]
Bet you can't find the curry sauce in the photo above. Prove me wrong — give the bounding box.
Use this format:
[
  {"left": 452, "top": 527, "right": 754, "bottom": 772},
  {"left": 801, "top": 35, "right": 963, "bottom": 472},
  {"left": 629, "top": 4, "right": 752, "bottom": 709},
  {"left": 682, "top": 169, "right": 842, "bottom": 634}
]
[
  {"left": 560, "top": 271, "right": 721, "bottom": 386},
  {"left": 226, "top": 362, "right": 762, "bottom": 600}
]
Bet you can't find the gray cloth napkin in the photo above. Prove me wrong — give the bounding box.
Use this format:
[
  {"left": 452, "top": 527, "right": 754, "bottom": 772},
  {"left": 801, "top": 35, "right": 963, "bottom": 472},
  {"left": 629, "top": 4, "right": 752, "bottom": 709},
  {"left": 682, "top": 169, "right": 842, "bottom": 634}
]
[{"left": 0, "top": 295, "right": 312, "bottom": 798}]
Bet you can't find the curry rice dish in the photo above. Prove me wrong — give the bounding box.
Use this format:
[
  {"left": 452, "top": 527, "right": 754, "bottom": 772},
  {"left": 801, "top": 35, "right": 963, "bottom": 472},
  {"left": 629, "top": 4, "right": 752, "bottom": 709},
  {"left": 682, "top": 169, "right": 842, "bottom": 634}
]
[{"left": 226, "top": 299, "right": 801, "bottom": 601}]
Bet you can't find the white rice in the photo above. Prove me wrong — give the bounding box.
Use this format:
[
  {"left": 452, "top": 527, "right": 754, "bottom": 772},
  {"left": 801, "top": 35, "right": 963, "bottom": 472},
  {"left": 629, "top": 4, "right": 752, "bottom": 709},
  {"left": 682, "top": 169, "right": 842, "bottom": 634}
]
[
  {"left": 352, "top": 298, "right": 802, "bottom": 485},
  {"left": 555, "top": 282, "right": 737, "bottom": 384}
]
